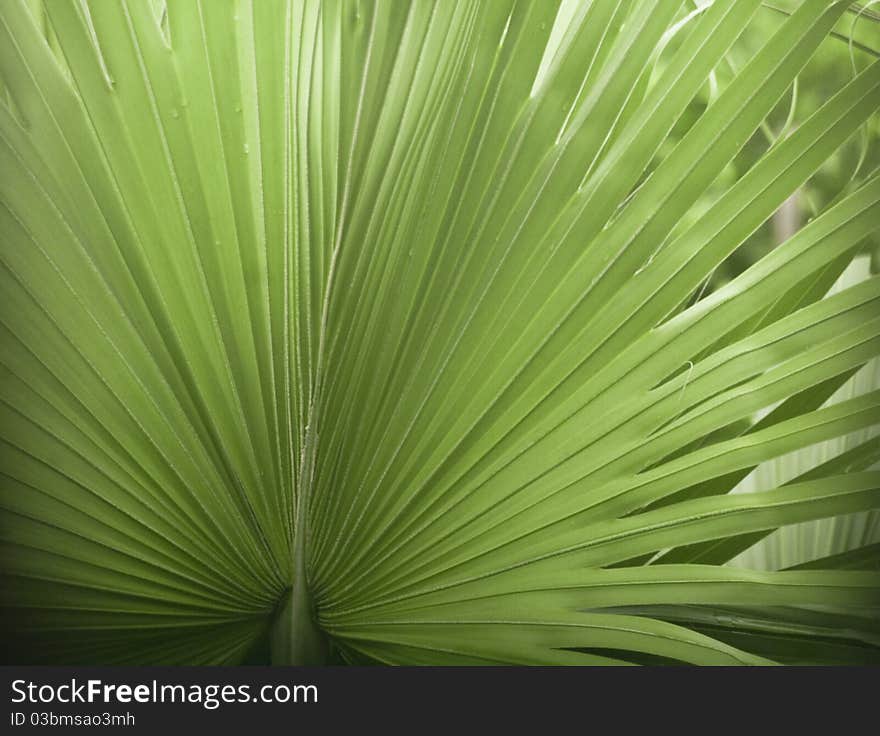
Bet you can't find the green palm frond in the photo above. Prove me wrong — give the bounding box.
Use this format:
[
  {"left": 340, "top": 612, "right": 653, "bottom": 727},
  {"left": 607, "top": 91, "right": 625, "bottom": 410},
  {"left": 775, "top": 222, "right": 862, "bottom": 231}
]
[{"left": 1, "top": 0, "right": 878, "bottom": 665}]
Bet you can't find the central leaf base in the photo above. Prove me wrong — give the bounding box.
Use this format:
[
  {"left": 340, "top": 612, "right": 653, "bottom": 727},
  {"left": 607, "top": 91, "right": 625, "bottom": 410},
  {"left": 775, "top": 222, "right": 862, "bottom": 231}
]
[{"left": 270, "top": 576, "right": 330, "bottom": 665}]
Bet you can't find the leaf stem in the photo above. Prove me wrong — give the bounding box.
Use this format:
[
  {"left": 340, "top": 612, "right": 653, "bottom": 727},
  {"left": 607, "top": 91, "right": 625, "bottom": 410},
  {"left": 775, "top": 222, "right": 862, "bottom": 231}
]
[
  {"left": 271, "top": 417, "right": 329, "bottom": 665},
  {"left": 270, "top": 575, "right": 329, "bottom": 664}
]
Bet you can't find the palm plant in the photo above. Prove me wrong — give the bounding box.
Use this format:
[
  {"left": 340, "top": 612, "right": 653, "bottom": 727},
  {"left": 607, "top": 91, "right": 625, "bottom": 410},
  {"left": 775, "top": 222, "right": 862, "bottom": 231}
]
[{"left": 1, "top": 0, "right": 879, "bottom": 666}]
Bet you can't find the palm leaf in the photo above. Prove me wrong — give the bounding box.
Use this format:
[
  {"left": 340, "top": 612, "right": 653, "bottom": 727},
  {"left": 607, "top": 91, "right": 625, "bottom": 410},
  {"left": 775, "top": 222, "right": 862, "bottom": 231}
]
[{"left": 1, "top": 0, "right": 878, "bottom": 665}]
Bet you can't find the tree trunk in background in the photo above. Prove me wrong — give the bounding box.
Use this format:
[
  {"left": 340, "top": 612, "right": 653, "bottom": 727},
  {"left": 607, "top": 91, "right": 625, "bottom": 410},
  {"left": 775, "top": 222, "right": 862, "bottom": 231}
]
[{"left": 772, "top": 189, "right": 801, "bottom": 245}]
